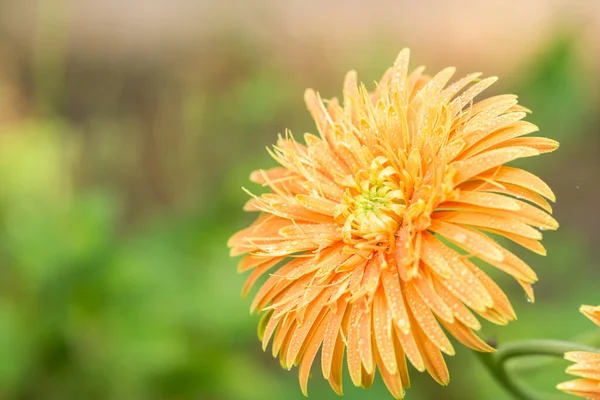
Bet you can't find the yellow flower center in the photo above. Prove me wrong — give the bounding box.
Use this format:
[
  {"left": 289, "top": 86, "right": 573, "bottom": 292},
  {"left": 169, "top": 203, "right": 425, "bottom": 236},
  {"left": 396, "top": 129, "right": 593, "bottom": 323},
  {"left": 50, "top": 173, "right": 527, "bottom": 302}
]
[{"left": 334, "top": 156, "right": 406, "bottom": 246}]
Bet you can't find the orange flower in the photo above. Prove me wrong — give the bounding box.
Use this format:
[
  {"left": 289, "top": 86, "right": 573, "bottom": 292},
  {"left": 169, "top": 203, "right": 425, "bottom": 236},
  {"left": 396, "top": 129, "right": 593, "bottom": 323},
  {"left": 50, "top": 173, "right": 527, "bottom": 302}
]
[
  {"left": 558, "top": 306, "right": 600, "bottom": 399},
  {"left": 228, "top": 49, "right": 558, "bottom": 398}
]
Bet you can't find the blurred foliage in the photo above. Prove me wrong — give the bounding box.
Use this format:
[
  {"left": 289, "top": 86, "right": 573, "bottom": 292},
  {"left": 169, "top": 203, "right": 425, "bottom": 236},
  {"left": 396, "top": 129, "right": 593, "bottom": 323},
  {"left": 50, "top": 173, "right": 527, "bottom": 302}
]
[
  {"left": 515, "top": 32, "right": 595, "bottom": 146},
  {"left": 0, "top": 23, "right": 598, "bottom": 400}
]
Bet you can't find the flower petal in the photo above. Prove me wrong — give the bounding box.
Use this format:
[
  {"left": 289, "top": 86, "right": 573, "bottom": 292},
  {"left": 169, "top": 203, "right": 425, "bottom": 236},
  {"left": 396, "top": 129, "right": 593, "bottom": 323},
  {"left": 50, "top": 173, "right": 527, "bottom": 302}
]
[
  {"left": 476, "top": 165, "right": 556, "bottom": 202},
  {"left": 453, "top": 146, "right": 539, "bottom": 185}
]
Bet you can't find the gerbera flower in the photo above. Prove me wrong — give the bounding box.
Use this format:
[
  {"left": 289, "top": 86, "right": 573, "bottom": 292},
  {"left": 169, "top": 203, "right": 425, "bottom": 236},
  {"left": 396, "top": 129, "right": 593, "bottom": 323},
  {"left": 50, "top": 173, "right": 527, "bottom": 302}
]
[
  {"left": 558, "top": 306, "right": 600, "bottom": 399},
  {"left": 228, "top": 49, "right": 558, "bottom": 398}
]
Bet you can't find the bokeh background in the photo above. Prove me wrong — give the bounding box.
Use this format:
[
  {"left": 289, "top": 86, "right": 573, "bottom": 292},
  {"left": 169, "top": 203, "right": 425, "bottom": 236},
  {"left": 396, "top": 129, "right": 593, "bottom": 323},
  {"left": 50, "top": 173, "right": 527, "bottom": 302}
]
[{"left": 1, "top": 1, "right": 599, "bottom": 399}]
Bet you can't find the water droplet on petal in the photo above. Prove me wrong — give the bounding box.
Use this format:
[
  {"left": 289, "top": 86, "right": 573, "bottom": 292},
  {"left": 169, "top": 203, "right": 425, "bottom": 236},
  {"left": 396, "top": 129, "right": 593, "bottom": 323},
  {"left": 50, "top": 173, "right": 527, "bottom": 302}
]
[{"left": 455, "top": 232, "right": 467, "bottom": 243}]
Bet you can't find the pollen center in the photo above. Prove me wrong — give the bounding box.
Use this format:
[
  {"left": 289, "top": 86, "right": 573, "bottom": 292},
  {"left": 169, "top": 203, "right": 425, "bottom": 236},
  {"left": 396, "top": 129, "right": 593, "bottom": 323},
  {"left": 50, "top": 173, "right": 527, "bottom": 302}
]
[
  {"left": 354, "top": 189, "right": 389, "bottom": 215},
  {"left": 334, "top": 157, "right": 405, "bottom": 244}
]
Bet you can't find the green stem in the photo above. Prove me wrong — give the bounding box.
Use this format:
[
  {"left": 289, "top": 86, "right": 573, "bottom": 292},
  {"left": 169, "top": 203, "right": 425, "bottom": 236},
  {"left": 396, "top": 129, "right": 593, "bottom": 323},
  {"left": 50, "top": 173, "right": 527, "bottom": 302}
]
[
  {"left": 476, "top": 350, "right": 541, "bottom": 400},
  {"left": 476, "top": 339, "right": 600, "bottom": 400},
  {"left": 495, "top": 340, "right": 600, "bottom": 365},
  {"left": 510, "top": 331, "right": 600, "bottom": 373}
]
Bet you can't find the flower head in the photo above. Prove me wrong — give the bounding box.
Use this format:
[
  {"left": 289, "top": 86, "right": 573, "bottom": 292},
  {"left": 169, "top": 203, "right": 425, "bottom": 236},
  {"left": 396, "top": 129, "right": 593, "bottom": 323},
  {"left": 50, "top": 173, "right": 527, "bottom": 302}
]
[
  {"left": 228, "top": 49, "right": 558, "bottom": 398},
  {"left": 558, "top": 305, "right": 600, "bottom": 399}
]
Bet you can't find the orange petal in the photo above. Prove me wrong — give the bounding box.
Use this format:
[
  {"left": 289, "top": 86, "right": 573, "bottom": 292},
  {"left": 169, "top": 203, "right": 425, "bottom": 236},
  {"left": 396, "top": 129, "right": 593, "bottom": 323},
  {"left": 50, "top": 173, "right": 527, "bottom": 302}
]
[
  {"left": 438, "top": 201, "right": 558, "bottom": 231},
  {"left": 250, "top": 166, "right": 289, "bottom": 184},
  {"left": 286, "top": 287, "right": 335, "bottom": 367},
  {"left": 420, "top": 232, "right": 455, "bottom": 279},
  {"left": 229, "top": 214, "right": 288, "bottom": 251},
  {"left": 304, "top": 133, "right": 350, "bottom": 176},
  {"left": 393, "top": 323, "right": 425, "bottom": 372},
  {"left": 374, "top": 342, "right": 405, "bottom": 399},
  {"left": 497, "top": 199, "right": 558, "bottom": 230},
  {"left": 342, "top": 70, "right": 359, "bottom": 110},
  {"left": 581, "top": 305, "right": 600, "bottom": 327},
  {"left": 440, "top": 319, "right": 494, "bottom": 352},
  {"left": 238, "top": 254, "right": 283, "bottom": 273},
  {"left": 518, "top": 280, "right": 535, "bottom": 303},
  {"left": 298, "top": 309, "right": 331, "bottom": 396},
  {"left": 358, "top": 256, "right": 382, "bottom": 296},
  {"left": 476, "top": 166, "right": 555, "bottom": 202},
  {"left": 489, "top": 137, "right": 559, "bottom": 155},
  {"left": 249, "top": 167, "right": 306, "bottom": 195},
  {"left": 382, "top": 263, "right": 411, "bottom": 332},
  {"left": 251, "top": 256, "right": 307, "bottom": 312},
  {"left": 373, "top": 287, "right": 398, "bottom": 375},
  {"left": 449, "top": 76, "right": 498, "bottom": 117},
  {"left": 429, "top": 220, "right": 504, "bottom": 262},
  {"left": 565, "top": 351, "right": 600, "bottom": 365},
  {"left": 279, "top": 222, "right": 340, "bottom": 239},
  {"left": 462, "top": 259, "right": 517, "bottom": 321},
  {"left": 403, "top": 282, "right": 455, "bottom": 356},
  {"left": 413, "top": 320, "right": 450, "bottom": 386},
  {"left": 242, "top": 256, "right": 286, "bottom": 297},
  {"left": 321, "top": 298, "right": 348, "bottom": 379},
  {"left": 566, "top": 363, "right": 600, "bottom": 381},
  {"left": 392, "top": 330, "right": 411, "bottom": 389},
  {"left": 361, "top": 363, "right": 376, "bottom": 389},
  {"left": 346, "top": 301, "right": 364, "bottom": 386},
  {"left": 452, "top": 190, "right": 522, "bottom": 211},
  {"left": 295, "top": 195, "right": 338, "bottom": 216},
  {"left": 326, "top": 334, "right": 346, "bottom": 395},
  {"left": 261, "top": 305, "right": 287, "bottom": 350},
  {"left": 459, "top": 115, "right": 532, "bottom": 158},
  {"left": 557, "top": 379, "right": 600, "bottom": 399},
  {"left": 269, "top": 202, "right": 334, "bottom": 224},
  {"left": 289, "top": 245, "right": 347, "bottom": 280},
  {"left": 336, "top": 254, "right": 368, "bottom": 274},
  {"left": 433, "top": 210, "right": 542, "bottom": 240},
  {"left": 440, "top": 72, "right": 482, "bottom": 103},
  {"left": 478, "top": 228, "right": 547, "bottom": 256},
  {"left": 453, "top": 146, "right": 539, "bottom": 185},
  {"left": 477, "top": 308, "right": 511, "bottom": 325},
  {"left": 304, "top": 89, "right": 333, "bottom": 138},
  {"left": 252, "top": 238, "right": 322, "bottom": 257},
  {"left": 457, "top": 95, "right": 518, "bottom": 136},
  {"left": 358, "top": 300, "right": 375, "bottom": 375},
  {"left": 430, "top": 220, "right": 538, "bottom": 282},
  {"left": 413, "top": 272, "right": 455, "bottom": 323},
  {"left": 428, "top": 237, "right": 494, "bottom": 311},
  {"left": 391, "top": 48, "right": 411, "bottom": 95},
  {"left": 272, "top": 313, "right": 296, "bottom": 357},
  {"left": 458, "top": 180, "right": 552, "bottom": 213},
  {"left": 432, "top": 279, "right": 481, "bottom": 330}
]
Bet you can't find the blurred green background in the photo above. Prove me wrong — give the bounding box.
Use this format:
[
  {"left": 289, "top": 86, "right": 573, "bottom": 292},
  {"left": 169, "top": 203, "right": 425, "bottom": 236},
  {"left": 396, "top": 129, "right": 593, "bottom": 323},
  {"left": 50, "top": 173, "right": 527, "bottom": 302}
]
[{"left": 0, "top": 1, "right": 599, "bottom": 399}]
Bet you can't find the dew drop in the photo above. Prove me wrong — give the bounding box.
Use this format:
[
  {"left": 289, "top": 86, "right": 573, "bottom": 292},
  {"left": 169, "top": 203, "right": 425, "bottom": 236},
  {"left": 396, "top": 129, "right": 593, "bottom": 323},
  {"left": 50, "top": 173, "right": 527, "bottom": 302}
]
[{"left": 455, "top": 232, "right": 467, "bottom": 243}]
